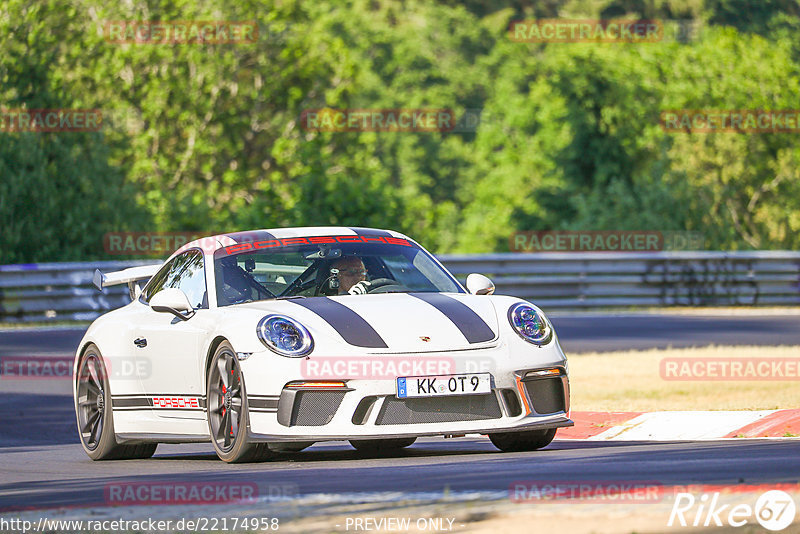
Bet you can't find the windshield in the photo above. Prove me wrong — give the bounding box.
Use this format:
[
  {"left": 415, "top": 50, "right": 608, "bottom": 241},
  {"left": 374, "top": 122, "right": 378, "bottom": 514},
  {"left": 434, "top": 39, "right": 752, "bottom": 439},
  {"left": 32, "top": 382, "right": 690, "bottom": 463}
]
[{"left": 212, "top": 236, "right": 463, "bottom": 306}]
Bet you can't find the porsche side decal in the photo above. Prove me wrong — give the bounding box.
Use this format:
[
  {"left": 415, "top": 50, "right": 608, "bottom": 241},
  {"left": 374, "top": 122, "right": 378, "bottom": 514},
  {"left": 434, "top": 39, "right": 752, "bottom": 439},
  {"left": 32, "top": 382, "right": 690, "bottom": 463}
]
[
  {"left": 111, "top": 395, "right": 205, "bottom": 410},
  {"left": 111, "top": 395, "right": 154, "bottom": 409},
  {"left": 287, "top": 297, "right": 389, "bottom": 348},
  {"left": 152, "top": 396, "right": 201, "bottom": 409},
  {"left": 409, "top": 293, "right": 496, "bottom": 343},
  {"left": 110, "top": 394, "right": 280, "bottom": 413}
]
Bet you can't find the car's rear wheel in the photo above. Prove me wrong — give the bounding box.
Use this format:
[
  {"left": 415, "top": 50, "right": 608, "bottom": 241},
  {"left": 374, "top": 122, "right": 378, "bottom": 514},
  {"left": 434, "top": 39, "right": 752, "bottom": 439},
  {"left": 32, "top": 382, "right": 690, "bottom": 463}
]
[
  {"left": 349, "top": 437, "right": 416, "bottom": 452},
  {"left": 75, "top": 344, "right": 157, "bottom": 460},
  {"left": 489, "top": 428, "right": 556, "bottom": 452},
  {"left": 207, "top": 341, "right": 272, "bottom": 463}
]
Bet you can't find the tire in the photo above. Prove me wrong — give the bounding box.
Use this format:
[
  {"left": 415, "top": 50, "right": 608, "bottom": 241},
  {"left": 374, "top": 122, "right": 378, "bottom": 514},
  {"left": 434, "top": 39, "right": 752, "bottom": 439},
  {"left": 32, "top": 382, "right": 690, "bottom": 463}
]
[
  {"left": 489, "top": 428, "right": 557, "bottom": 452},
  {"left": 349, "top": 437, "right": 416, "bottom": 452},
  {"left": 75, "top": 344, "right": 157, "bottom": 460},
  {"left": 206, "top": 341, "right": 272, "bottom": 463}
]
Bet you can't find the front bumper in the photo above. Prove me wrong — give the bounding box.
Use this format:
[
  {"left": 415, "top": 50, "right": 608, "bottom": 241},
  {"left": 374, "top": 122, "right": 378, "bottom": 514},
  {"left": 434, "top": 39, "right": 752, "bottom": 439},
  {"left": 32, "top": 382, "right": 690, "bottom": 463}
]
[
  {"left": 249, "top": 414, "right": 574, "bottom": 442},
  {"left": 244, "top": 367, "right": 572, "bottom": 443}
]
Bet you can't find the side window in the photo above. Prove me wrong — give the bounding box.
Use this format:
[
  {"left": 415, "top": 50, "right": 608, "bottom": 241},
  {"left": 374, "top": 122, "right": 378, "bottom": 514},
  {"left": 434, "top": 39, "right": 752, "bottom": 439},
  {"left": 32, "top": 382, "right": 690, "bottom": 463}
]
[
  {"left": 170, "top": 251, "right": 207, "bottom": 308},
  {"left": 141, "top": 261, "right": 175, "bottom": 302},
  {"left": 142, "top": 250, "right": 208, "bottom": 309}
]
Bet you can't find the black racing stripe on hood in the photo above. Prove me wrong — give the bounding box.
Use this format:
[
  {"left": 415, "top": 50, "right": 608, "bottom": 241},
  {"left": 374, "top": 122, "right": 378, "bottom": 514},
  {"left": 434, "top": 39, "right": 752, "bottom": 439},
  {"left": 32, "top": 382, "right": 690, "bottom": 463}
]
[
  {"left": 349, "top": 227, "right": 393, "bottom": 237},
  {"left": 409, "top": 293, "right": 495, "bottom": 344},
  {"left": 286, "top": 298, "right": 388, "bottom": 348}
]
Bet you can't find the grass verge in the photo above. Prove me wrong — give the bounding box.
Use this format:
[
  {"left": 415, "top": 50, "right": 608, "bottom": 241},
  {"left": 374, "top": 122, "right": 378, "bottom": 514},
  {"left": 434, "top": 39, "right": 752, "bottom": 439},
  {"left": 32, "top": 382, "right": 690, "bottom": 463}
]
[{"left": 568, "top": 345, "right": 800, "bottom": 411}]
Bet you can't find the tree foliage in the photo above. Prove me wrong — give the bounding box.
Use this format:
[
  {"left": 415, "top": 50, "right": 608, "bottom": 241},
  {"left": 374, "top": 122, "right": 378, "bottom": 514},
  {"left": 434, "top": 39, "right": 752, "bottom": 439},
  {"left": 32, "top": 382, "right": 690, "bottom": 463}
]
[{"left": 1, "top": 0, "right": 799, "bottom": 261}]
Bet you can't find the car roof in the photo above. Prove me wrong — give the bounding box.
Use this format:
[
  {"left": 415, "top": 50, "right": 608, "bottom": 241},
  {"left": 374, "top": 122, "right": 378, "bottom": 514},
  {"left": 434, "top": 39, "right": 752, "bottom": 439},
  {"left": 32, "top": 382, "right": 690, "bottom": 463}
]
[{"left": 171, "top": 226, "right": 412, "bottom": 259}]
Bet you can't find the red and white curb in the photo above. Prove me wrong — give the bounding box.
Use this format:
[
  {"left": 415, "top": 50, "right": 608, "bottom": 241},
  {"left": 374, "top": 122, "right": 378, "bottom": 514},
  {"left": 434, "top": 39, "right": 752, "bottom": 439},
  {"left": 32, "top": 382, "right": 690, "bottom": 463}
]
[{"left": 560, "top": 409, "right": 800, "bottom": 440}]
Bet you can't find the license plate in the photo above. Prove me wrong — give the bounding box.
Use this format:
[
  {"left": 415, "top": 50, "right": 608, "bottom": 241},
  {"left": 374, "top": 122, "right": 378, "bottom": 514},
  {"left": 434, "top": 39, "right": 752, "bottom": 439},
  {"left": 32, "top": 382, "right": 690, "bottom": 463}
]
[{"left": 396, "top": 373, "right": 492, "bottom": 398}]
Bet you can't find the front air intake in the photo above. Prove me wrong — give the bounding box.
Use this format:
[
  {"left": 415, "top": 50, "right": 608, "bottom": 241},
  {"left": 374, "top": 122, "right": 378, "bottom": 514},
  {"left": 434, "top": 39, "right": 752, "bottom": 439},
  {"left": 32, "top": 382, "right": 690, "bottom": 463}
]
[
  {"left": 522, "top": 377, "right": 566, "bottom": 414},
  {"left": 375, "top": 394, "right": 502, "bottom": 425},
  {"left": 277, "top": 389, "right": 347, "bottom": 427}
]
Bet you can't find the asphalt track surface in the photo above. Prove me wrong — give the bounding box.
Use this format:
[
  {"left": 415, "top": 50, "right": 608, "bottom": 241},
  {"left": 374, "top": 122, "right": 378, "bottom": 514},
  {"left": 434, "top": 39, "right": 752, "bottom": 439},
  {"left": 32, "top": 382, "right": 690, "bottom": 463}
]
[
  {"left": 2, "top": 439, "right": 799, "bottom": 513},
  {"left": 1, "top": 314, "right": 799, "bottom": 514}
]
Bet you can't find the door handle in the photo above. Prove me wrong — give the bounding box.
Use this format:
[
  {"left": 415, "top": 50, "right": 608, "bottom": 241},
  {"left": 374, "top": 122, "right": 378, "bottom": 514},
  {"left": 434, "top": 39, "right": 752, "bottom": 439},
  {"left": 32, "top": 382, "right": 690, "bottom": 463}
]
[{"left": 134, "top": 337, "right": 147, "bottom": 348}]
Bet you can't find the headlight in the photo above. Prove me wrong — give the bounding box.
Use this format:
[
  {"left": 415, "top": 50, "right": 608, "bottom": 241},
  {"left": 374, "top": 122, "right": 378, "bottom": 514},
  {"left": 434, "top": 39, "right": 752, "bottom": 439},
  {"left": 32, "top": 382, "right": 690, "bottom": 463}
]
[
  {"left": 257, "top": 315, "right": 314, "bottom": 357},
  {"left": 508, "top": 303, "right": 552, "bottom": 345}
]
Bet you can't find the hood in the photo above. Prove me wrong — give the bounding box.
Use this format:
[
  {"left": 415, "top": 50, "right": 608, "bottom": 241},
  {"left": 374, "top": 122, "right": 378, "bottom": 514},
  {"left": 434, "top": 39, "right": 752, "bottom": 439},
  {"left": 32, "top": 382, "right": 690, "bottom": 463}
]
[{"left": 239, "top": 292, "right": 499, "bottom": 353}]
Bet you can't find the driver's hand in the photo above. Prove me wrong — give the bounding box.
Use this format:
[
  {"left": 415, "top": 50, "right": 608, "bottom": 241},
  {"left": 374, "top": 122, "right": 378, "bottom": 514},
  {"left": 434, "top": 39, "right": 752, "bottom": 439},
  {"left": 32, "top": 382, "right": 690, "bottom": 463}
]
[{"left": 348, "top": 280, "right": 372, "bottom": 295}]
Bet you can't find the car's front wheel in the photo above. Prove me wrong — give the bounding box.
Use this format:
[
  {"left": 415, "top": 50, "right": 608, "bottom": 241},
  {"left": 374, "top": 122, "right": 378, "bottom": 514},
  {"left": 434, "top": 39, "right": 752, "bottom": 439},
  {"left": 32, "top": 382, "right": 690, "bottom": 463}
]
[
  {"left": 206, "top": 341, "right": 272, "bottom": 463},
  {"left": 75, "top": 344, "right": 157, "bottom": 460},
  {"left": 489, "top": 428, "right": 556, "bottom": 452},
  {"left": 349, "top": 437, "right": 416, "bottom": 452}
]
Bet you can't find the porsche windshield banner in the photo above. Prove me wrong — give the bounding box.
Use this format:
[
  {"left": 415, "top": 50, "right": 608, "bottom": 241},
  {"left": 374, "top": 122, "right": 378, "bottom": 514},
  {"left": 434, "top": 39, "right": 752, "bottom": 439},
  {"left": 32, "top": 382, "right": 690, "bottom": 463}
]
[{"left": 222, "top": 235, "right": 414, "bottom": 255}]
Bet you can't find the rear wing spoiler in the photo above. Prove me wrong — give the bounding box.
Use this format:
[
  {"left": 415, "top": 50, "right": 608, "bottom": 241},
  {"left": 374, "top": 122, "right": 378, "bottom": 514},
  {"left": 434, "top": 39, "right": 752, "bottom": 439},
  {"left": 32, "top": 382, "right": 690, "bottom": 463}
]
[{"left": 93, "top": 264, "right": 161, "bottom": 300}]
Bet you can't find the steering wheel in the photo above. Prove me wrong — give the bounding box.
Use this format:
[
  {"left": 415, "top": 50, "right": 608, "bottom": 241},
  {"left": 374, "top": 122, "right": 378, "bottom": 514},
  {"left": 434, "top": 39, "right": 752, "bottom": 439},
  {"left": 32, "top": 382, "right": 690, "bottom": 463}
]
[{"left": 359, "top": 278, "right": 411, "bottom": 294}]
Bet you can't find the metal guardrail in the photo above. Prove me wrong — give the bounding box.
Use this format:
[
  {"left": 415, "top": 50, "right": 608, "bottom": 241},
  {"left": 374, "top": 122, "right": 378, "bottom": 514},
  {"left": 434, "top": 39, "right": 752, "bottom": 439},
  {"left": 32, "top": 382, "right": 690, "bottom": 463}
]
[
  {"left": 443, "top": 251, "right": 800, "bottom": 309},
  {"left": 0, "top": 252, "right": 798, "bottom": 322},
  {"left": 0, "top": 261, "right": 159, "bottom": 322}
]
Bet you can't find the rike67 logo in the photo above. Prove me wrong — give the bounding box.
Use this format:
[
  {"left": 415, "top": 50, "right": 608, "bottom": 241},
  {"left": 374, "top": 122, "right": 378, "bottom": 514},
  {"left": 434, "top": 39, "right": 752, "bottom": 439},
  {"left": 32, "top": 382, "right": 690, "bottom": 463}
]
[{"left": 669, "top": 490, "right": 796, "bottom": 531}]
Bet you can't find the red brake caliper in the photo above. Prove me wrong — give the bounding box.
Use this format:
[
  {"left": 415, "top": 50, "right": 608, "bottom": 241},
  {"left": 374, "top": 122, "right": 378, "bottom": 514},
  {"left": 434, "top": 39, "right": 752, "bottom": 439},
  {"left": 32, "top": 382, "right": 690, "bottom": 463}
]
[{"left": 230, "top": 370, "right": 235, "bottom": 437}]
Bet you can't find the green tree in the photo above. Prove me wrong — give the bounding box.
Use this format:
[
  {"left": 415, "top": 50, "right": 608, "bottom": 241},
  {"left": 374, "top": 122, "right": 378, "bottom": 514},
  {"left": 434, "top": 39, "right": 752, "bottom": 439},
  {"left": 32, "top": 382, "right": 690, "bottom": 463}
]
[{"left": 0, "top": 0, "right": 148, "bottom": 263}]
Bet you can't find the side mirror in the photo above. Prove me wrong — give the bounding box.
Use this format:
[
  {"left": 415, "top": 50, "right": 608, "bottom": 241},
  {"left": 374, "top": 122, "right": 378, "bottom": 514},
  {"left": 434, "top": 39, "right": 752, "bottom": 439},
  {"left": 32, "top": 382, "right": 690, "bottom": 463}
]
[
  {"left": 466, "top": 273, "right": 495, "bottom": 296},
  {"left": 150, "top": 288, "right": 195, "bottom": 320},
  {"left": 129, "top": 282, "right": 142, "bottom": 301}
]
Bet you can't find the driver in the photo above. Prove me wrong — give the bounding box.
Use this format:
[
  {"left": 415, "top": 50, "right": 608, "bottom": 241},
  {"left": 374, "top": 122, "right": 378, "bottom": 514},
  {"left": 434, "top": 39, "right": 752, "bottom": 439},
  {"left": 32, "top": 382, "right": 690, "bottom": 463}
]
[
  {"left": 218, "top": 260, "right": 253, "bottom": 304},
  {"left": 217, "top": 257, "right": 273, "bottom": 304},
  {"left": 331, "top": 256, "right": 368, "bottom": 295}
]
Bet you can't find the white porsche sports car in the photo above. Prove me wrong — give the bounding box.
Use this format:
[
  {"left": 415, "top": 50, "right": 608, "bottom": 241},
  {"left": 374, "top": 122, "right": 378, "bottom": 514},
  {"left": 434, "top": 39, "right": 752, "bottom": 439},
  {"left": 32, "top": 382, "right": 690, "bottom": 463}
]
[{"left": 74, "top": 227, "right": 572, "bottom": 462}]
